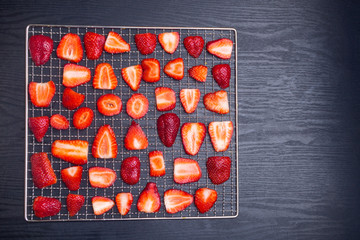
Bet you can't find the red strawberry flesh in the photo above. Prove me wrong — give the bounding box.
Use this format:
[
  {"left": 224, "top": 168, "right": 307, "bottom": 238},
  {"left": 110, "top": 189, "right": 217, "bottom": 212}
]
[{"left": 31, "top": 152, "right": 57, "bottom": 189}]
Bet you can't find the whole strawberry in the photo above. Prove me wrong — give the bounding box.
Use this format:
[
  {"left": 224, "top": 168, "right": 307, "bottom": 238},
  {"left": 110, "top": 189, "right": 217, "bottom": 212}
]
[
  {"left": 206, "top": 156, "right": 231, "bottom": 184},
  {"left": 183, "top": 36, "right": 204, "bottom": 58},
  {"left": 29, "top": 116, "right": 49, "bottom": 142},
  {"left": 121, "top": 156, "right": 141, "bottom": 185},
  {"left": 84, "top": 32, "right": 105, "bottom": 60},
  {"left": 157, "top": 113, "right": 180, "bottom": 147},
  {"left": 29, "top": 35, "right": 53, "bottom": 66},
  {"left": 212, "top": 64, "right": 231, "bottom": 89},
  {"left": 33, "top": 196, "right": 61, "bottom": 218},
  {"left": 135, "top": 33, "right": 157, "bottom": 55}
]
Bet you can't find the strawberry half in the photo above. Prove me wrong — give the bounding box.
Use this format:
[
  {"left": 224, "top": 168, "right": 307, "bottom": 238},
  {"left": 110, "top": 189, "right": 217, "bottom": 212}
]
[
  {"left": 206, "top": 38, "right": 233, "bottom": 59},
  {"left": 134, "top": 33, "right": 157, "bottom": 55},
  {"left": 73, "top": 107, "right": 94, "bottom": 130},
  {"left": 188, "top": 65, "right": 207, "bottom": 82},
  {"left": 33, "top": 196, "right": 61, "bottom": 218},
  {"left": 62, "top": 87, "right": 85, "bottom": 110},
  {"left": 84, "top": 32, "right": 105, "bottom": 60},
  {"left": 181, "top": 122, "right": 206, "bottom": 156},
  {"left": 93, "top": 63, "right": 118, "bottom": 90},
  {"left": 195, "top": 188, "right": 217, "bottom": 214},
  {"left": 61, "top": 166, "right": 82, "bottom": 191},
  {"left": 120, "top": 156, "right": 141, "bottom": 185},
  {"left": 121, "top": 65, "right": 142, "bottom": 91},
  {"left": 183, "top": 36, "right": 204, "bottom": 58},
  {"left": 92, "top": 125, "right": 118, "bottom": 159},
  {"left": 158, "top": 32, "right": 179, "bottom": 54},
  {"left": 29, "top": 116, "right": 49, "bottom": 142},
  {"left": 203, "top": 90, "right": 229, "bottom": 114},
  {"left": 92, "top": 196, "right": 114, "bottom": 215},
  {"left": 104, "top": 31, "right": 130, "bottom": 53},
  {"left": 29, "top": 81, "right": 56, "bottom": 107},
  {"left": 29, "top": 35, "right": 53, "bottom": 66},
  {"left": 31, "top": 152, "right": 57, "bottom": 189},
  {"left": 149, "top": 151, "right": 165, "bottom": 177},
  {"left": 141, "top": 58, "right": 160, "bottom": 83},
  {"left": 206, "top": 156, "right": 231, "bottom": 185},
  {"left": 180, "top": 89, "right": 200, "bottom": 114},
  {"left": 164, "top": 189, "right": 193, "bottom": 214},
  {"left": 97, "top": 94, "right": 122, "bottom": 116},
  {"left": 51, "top": 140, "right": 88, "bottom": 165},
  {"left": 208, "top": 121, "right": 233, "bottom": 152},
  {"left": 89, "top": 167, "right": 117, "bottom": 188},
  {"left": 124, "top": 121, "right": 148, "bottom": 150},
  {"left": 62, "top": 63, "right": 91, "bottom": 88},
  {"left": 67, "top": 194, "right": 85, "bottom": 217},
  {"left": 155, "top": 87, "right": 176, "bottom": 111},
  {"left": 116, "top": 192, "right": 133, "bottom": 215},
  {"left": 212, "top": 64, "right": 231, "bottom": 89},
  {"left": 137, "top": 182, "right": 161, "bottom": 213},
  {"left": 164, "top": 58, "right": 184, "bottom": 80},
  {"left": 56, "top": 33, "right": 83, "bottom": 63},
  {"left": 126, "top": 93, "right": 149, "bottom": 119},
  {"left": 173, "top": 158, "right": 202, "bottom": 184},
  {"left": 50, "top": 114, "right": 69, "bottom": 130},
  {"left": 157, "top": 113, "right": 180, "bottom": 147}
]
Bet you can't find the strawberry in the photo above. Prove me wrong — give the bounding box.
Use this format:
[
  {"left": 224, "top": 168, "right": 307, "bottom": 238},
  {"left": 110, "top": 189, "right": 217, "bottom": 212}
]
[
  {"left": 188, "top": 65, "right": 207, "bottom": 82},
  {"left": 183, "top": 36, "right": 204, "bottom": 58},
  {"left": 158, "top": 32, "right": 179, "bottom": 54},
  {"left": 92, "top": 196, "right": 115, "bottom": 215},
  {"left": 148, "top": 151, "right": 165, "bottom": 177},
  {"left": 33, "top": 196, "right": 61, "bottom": 218},
  {"left": 203, "top": 90, "right": 229, "bottom": 114},
  {"left": 62, "top": 88, "right": 85, "bottom": 110},
  {"left": 181, "top": 122, "right": 206, "bottom": 156},
  {"left": 115, "top": 193, "right": 133, "bottom": 215},
  {"left": 31, "top": 152, "right": 57, "bottom": 189},
  {"left": 173, "top": 158, "right": 201, "bottom": 184},
  {"left": 93, "top": 63, "right": 118, "bottom": 90},
  {"left": 56, "top": 33, "right": 83, "bottom": 63},
  {"left": 155, "top": 87, "right": 176, "bottom": 111},
  {"left": 92, "top": 125, "right": 118, "bottom": 159},
  {"left": 28, "top": 81, "right": 56, "bottom": 107},
  {"left": 164, "top": 58, "right": 184, "bottom": 80},
  {"left": 97, "top": 94, "right": 122, "bottom": 116},
  {"left": 29, "top": 116, "right": 49, "bottom": 142},
  {"left": 134, "top": 33, "right": 157, "bottom": 55},
  {"left": 124, "top": 121, "right": 148, "bottom": 150},
  {"left": 164, "top": 189, "right": 193, "bottom": 214},
  {"left": 121, "top": 65, "right": 142, "bottom": 91},
  {"left": 157, "top": 113, "right": 180, "bottom": 147},
  {"left": 73, "top": 107, "right": 94, "bottom": 130},
  {"left": 126, "top": 93, "right": 149, "bottom": 119},
  {"left": 67, "top": 194, "right": 85, "bottom": 217},
  {"left": 137, "top": 182, "right": 161, "bottom": 213},
  {"left": 89, "top": 167, "right": 117, "bottom": 188},
  {"left": 206, "top": 156, "right": 231, "bottom": 184},
  {"left": 50, "top": 114, "right": 69, "bottom": 130},
  {"left": 61, "top": 166, "right": 82, "bottom": 191},
  {"left": 212, "top": 64, "right": 230, "bottom": 89},
  {"left": 83, "top": 32, "right": 105, "bottom": 60},
  {"left": 180, "top": 89, "right": 200, "bottom": 114},
  {"left": 206, "top": 38, "right": 233, "bottom": 59},
  {"left": 29, "top": 35, "right": 53, "bottom": 66},
  {"left": 62, "top": 63, "right": 91, "bottom": 88},
  {"left": 120, "top": 156, "right": 141, "bottom": 185},
  {"left": 141, "top": 58, "right": 160, "bottom": 82},
  {"left": 194, "top": 188, "right": 217, "bottom": 213},
  {"left": 104, "top": 31, "right": 130, "bottom": 53},
  {"left": 51, "top": 140, "right": 88, "bottom": 165},
  {"left": 208, "top": 121, "right": 233, "bottom": 152}
]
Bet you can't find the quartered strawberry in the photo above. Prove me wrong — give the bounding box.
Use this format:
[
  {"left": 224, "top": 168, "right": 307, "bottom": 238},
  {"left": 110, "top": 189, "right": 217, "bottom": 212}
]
[
  {"left": 33, "top": 196, "right": 61, "bottom": 218},
  {"left": 57, "top": 33, "right": 83, "bottom": 63},
  {"left": 61, "top": 166, "right": 82, "bottom": 191},
  {"left": 29, "top": 35, "right": 53, "bottom": 66},
  {"left": 62, "top": 63, "right": 91, "bottom": 88},
  {"left": 93, "top": 63, "right": 118, "bottom": 90},
  {"left": 164, "top": 58, "right": 184, "bottom": 80},
  {"left": 126, "top": 93, "right": 149, "bottom": 119},
  {"left": 164, "top": 189, "right": 193, "bottom": 214},
  {"left": 137, "top": 182, "right": 161, "bottom": 213},
  {"left": 149, "top": 151, "right": 165, "bottom": 177},
  {"left": 62, "top": 88, "right": 85, "bottom": 110},
  {"left": 206, "top": 38, "right": 233, "bottom": 59},
  {"left": 124, "top": 121, "right": 148, "bottom": 150},
  {"left": 141, "top": 58, "right": 160, "bottom": 83},
  {"left": 188, "top": 65, "right": 207, "bottom": 82},
  {"left": 208, "top": 121, "right": 233, "bottom": 152},
  {"left": 181, "top": 122, "right": 206, "bottom": 156},
  {"left": 67, "top": 194, "right": 85, "bottom": 217},
  {"left": 203, "top": 90, "right": 229, "bottom": 114},
  {"left": 121, "top": 156, "right": 141, "bottom": 185},
  {"left": 97, "top": 94, "right": 122, "bottom": 116},
  {"left": 50, "top": 114, "right": 69, "bottom": 130},
  {"left": 155, "top": 87, "right": 176, "bottom": 111},
  {"left": 158, "top": 32, "right": 179, "bottom": 54},
  {"left": 183, "top": 36, "right": 204, "bottom": 58},
  {"left": 194, "top": 188, "right": 217, "bottom": 213},
  {"left": 89, "top": 167, "right": 117, "bottom": 188},
  {"left": 31, "top": 152, "right": 57, "bottom": 189},
  {"left": 92, "top": 125, "right": 118, "bottom": 159},
  {"left": 51, "top": 140, "right": 88, "bottom": 165},
  {"left": 84, "top": 32, "right": 105, "bottom": 60},
  {"left": 104, "top": 31, "right": 130, "bottom": 53},
  {"left": 157, "top": 113, "right": 180, "bottom": 147},
  {"left": 29, "top": 116, "right": 49, "bottom": 142},
  {"left": 92, "top": 196, "right": 115, "bottom": 215},
  {"left": 134, "top": 33, "right": 157, "bottom": 55},
  {"left": 173, "top": 158, "right": 202, "bottom": 184},
  {"left": 180, "top": 89, "right": 200, "bottom": 114},
  {"left": 73, "top": 107, "right": 94, "bottom": 130},
  {"left": 29, "top": 81, "right": 56, "bottom": 107},
  {"left": 212, "top": 64, "right": 231, "bottom": 89},
  {"left": 116, "top": 192, "right": 133, "bottom": 215},
  {"left": 206, "top": 156, "right": 231, "bottom": 185},
  {"left": 121, "top": 65, "right": 142, "bottom": 91}
]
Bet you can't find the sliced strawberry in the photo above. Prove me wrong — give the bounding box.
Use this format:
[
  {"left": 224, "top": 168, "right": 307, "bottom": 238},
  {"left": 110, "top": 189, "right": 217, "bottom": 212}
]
[
  {"left": 62, "top": 63, "right": 91, "bottom": 88},
  {"left": 180, "top": 89, "right": 200, "bottom": 114},
  {"left": 50, "top": 114, "right": 69, "bottom": 130},
  {"left": 183, "top": 36, "right": 204, "bottom": 58},
  {"left": 93, "top": 63, "right": 118, "bottom": 90},
  {"left": 62, "top": 87, "right": 85, "bottom": 110},
  {"left": 164, "top": 189, "right": 193, "bottom": 214},
  {"left": 61, "top": 166, "right": 83, "bottom": 191},
  {"left": 29, "top": 81, "right": 56, "bottom": 107},
  {"left": 181, "top": 122, "right": 206, "bottom": 156},
  {"left": 137, "top": 182, "right": 161, "bottom": 213},
  {"left": 206, "top": 156, "right": 231, "bottom": 184},
  {"left": 104, "top": 31, "right": 130, "bottom": 53},
  {"left": 134, "top": 33, "right": 157, "bottom": 55},
  {"left": 31, "top": 152, "right": 57, "bottom": 189},
  {"left": 155, "top": 87, "right": 176, "bottom": 111},
  {"left": 51, "top": 140, "right": 88, "bottom": 165},
  {"left": 206, "top": 38, "right": 233, "bottom": 59},
  {"left": 208, "top": 121, "right": 233, "bottom": 152},
  {"left": 97, "top": 94, "right": 122, "bottom": 116},
  {"left": 203, "top": 90, "right": 229, "bottom": 114},
  {"left": 173, "top": 158, "right": 202, "bottom": 184},
  {"left": 73, "top": 107, "right": 94, "bottom": 130},
  {"left": 92, "top": 125, "right": 118, "bottom": 159},
  {"left": 121, "top": 64, "right": 142, "bottom": 91},
  {"left": 115, "top": 192, "right": 133, "bottom": 215},
  {"left": 188, "top": 65, "right": 207, "bottom": 82},
  {"left": 33, "top": 196, "right": 61, "bottom": 218},
  {"left": 92, "top": 196, "right": 115, "bottom": 215},
  {"left": 124, "top": 121, "right": 148, "bottom": 150},
  {"left": 84, "top": 32, "right": 105, "bottom": 60},
  {"left": 149, "top": 151, "right": 165, "bottom": 177},
  {"left": 212, "top": 64, "right": 231, "bottom": 89},
  {"left": 158, "top": 32, "right": 179, "bottom": 54},
  {"left": 157, "top": 113, "right": 180, "bottom": 147},
  {"left": 29, "top": 35, "right": 53, "bottom": 66},
  {"left": 89, "top": 167, "right": 117, "bottom": 188},
  {"left": 120, "top": 156, "right": 141, "bottom": 185},
  {"left": 164, "top": 58, "right": 184, "bottom": 80},
  {"left": 29, "top": 116, "right": 49, "bottom": 142},
  {"left": 56, "top": 33, "right": 83, "bottom": 63},
  {"left": 126, "top": 93, "right": 149, "bottom": 119},
  {"left": 141, "top": 58, "right": 160, "bottom": 83},
  {"left": 67, "top": 194, "right": 85, "bottom": 217},
  {"left": 194, "top": 188, "right": 217, "bottom": 213}
]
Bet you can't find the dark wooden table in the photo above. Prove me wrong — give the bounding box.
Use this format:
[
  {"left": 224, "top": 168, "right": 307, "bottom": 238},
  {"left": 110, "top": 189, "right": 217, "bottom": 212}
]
[{"left": 1, "top": 0, "right": 359, "bottom": 239}]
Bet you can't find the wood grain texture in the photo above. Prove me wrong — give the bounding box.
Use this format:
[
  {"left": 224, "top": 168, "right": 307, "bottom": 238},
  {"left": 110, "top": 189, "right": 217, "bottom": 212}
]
[{"left": 1, "top": 0, "right": 360, "bottom": 239}]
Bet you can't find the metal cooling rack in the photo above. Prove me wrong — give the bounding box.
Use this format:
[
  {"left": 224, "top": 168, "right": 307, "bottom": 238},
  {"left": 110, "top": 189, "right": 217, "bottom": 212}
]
[{"left": 25, "top": 24, "right": 238, "bottom": 221}]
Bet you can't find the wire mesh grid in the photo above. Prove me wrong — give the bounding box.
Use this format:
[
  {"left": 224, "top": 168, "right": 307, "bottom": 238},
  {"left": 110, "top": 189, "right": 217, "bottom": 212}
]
[{"left": 25, "top": 24, "right": 238, "bottom": 221}]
